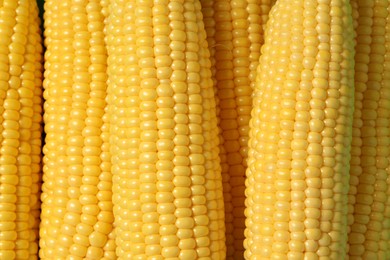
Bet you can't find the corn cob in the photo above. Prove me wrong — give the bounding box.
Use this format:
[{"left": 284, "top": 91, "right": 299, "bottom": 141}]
[
  {"left": 201, "top": 1, "right": 274, "bottom": 258},
  {"left": 40, "top": 0, "right": 114, "bottom": 258},
  {"left": 0, "top": 0, "right": 43, "bottom": 259},
  {"left": 347, "top": 1, "right": 390, "bottom": 259},
  {"left": 106, "top": 0, "right": 225, "bottom": 258},
  {"left": 244, "top": 0, "right": 355, "bottom": 259}
]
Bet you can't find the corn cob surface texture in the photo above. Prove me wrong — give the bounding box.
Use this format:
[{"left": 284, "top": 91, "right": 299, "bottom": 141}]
[
  {"left": 244, "top": 0, "right": 356, "bottom": 259},
  {"left": 0, "top": 0, "right": 43, "bottom": 259},
  {"left": 347, "top": 0, "right": 390, "bottom": 259},
  {"left": 201, "top": 0, "right": 274, "bottom": 258},
  {"left": 106, "top": 0, "right": 225, "bottom": 258},
  {"left": 40, "top": 0, "right": 115, "bottom": 259},
  {"left": 2, "top": 0, "right": 389, "bottom": 259}
]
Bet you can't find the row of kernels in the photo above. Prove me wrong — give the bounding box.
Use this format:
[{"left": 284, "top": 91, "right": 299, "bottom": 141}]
[
  {"left": 200, "top": 0, "right": 217, "bottom": 103},
  {"left": 66, "top": 1, "right": 95, "bottom": 258},
  {"left": 56, "top": 1, "right": 92, "bottom": 258},
  {"left": 364, "top": 2, "right": 389, "bottom": 257},
  {"left": 136, "top": 0, "right": 160, "bottom": 258},
  {"left": 98, "top": 1, "right": 116, "bottom": 258},
  {"left": 0, "top": 1, "right": 22, "bottom": 259},
  {"left": 154, "top": 0, "right": 179, "bottom": 258},
  {"left": 269, "top": 2, "right": 296, "bottom": 259},
  {"left": 195, "top": 1, "right": 219, "bottom": 259},
  {"left": 170, "top": 1, "right": 196, "bottom": 258},
  {"left": 84, "top": 1, "right": 113, "bottom": 259},
  {"left": 276, "top": 2, "right": 303, "bottom": 260},
  {"left": 346, "top": 1, "right": 373, "bottom": 253},
  {"left": 331, "top": 0, "right": 355, "bottom": 258},
  {"left": 212, "top": 0, "right": 237, "bottom": 257},
  {"left": 16, "top": 0, "right": 37, "bottom": 258},
  {"left": 39, "top": 0, "right": 54, "bottom": 256},
  {"left": 200, "top": 12, "right": 227, "bottom": 255},
  {"left": 196, "top": 0, "right": 225, "bottom": 256},
  {"left": 106, "top": 0, "right": 123, "bottom": 251},
  {"left": 384, "top": 2, "right": 390, "bottom": 257},
  {"left": 28, "top": 2, "right": 44, "bottom": 258},
  {"left": 246, "top": 0, "right": 274, "bottom": 91},
  {"left": 185, "top": 0, "right": 212, "bottom": 258},
  {"left": 107, "top": 0, "right": 141, "bottom": 258},
  {"left": 312, "top": 0, "right": 334, "bottom": 257},
  {"left": 229, "top": 0, "right": 250, "bottom": 258},
  {"left": 40, "top": 0, "right": 75, "bottom": 258}
]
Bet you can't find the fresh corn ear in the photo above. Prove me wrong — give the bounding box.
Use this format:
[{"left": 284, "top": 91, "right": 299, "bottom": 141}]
[
  {"left": 347, "top": 1, "right": 390, "bottom": 259},
  {"left": 39, "top": 0, "right": 115, "bottom": 259},
  {"left": 0, "top": 0, "right": 43, "bottom": 259},
  {"left": 105, "top": 0, "right": 225, "bottom": 258},
  {"left": 201, "top": 0, "right": 274, "bottom": 258},
  {"left": 244, "top": 0, "right": 355, "bottom": 259}
]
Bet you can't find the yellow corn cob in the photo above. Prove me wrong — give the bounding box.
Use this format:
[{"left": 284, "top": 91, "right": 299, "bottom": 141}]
[
  {"left": 40, "top": 0, "right": 114, "bottom": 259},
  {"left": 244, "top": 0, "right": 355, "bottom": 259},
  {"left": 347, "top": 1, "right": 390, "bottom": 259},
  {"left": 0, "top": 0, "right": 43, "bottom": 259},
  {"left": 106, "top": 0, "right": 225, "bottom": 258},
  {"left": 201, "top": 1, "right": 274, "bottom": 258}
]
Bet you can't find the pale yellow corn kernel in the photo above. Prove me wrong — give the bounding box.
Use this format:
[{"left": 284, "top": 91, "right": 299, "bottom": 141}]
[
  {"left": 347, "top": 0, "right": 390, "bottom": 259},
  {"left": 245, "top": 0, "right": 355, "bottom": 259}
]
